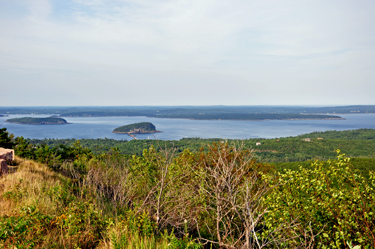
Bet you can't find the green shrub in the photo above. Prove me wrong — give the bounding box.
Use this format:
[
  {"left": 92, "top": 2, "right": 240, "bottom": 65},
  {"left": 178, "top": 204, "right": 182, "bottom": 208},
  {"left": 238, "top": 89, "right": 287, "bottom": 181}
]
[{"left": 263, "top": 150, "right": 375, "bottom": 248}]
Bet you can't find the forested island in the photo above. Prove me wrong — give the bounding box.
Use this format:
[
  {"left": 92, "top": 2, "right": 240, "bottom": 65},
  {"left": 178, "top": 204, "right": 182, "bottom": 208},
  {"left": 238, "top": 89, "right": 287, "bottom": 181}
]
[
  {"left": 5, "top": 117, "right": 69, "bottom": 125},
  {"left": 113, "top": 122, "right": 160, "bottom": 134}
]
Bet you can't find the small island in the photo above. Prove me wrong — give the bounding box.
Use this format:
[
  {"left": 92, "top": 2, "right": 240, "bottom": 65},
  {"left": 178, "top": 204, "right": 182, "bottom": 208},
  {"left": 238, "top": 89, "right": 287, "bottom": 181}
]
[
  {"left": 6, "top": 117, "right": 69, "bottom": 125},
  {"left": 113, "top": 122, "right": 161, "bottom": 134}
]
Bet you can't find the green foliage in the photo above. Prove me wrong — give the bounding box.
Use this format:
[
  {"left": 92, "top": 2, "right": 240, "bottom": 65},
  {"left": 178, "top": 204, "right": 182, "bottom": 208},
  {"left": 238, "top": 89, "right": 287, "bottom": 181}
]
[
  {"left": 0, "top": 128, "right": 15, "bottom": 148},
  {"left": 273, "top": 157, "right": 375, "bottom": 179},
  {"left": 3, "top": 126, "right": 375, "bottom": 248},
  {"left": 14, "top": 136, "right": 35, "bottom": 158},
  {"left": 349, "top": 158, "right": 375, "bottom": 179},
  {"left": 0, "top": 205, "right": 53, "bottom": 248},
  {"left": 1, "top": 173, "right": 107, "bottom": 248},
  {"left": 161, "top": 230, "right": 202, "bottom": 249},
  {"left": 53, "top": 201, "right": 107, "bottom": 241},
  {"left": 263, "top": 150, "right": 375, "bottom": 248},
  {"left": 108, "top": 218, "right": 202, "bottom": 249},
  {"left": 5, "top": 117, "right": 69, "bottom": 125},
  {"left": 126, "top": 211, "right": 156, "bottom": 237},
  {"left": 25, "top": 129, "right": 375, "bottom": 164},
  {"left": 298, "top": 128, "right": 375, "bottom": 140},
  {"left": 3, "top": 179, "right": 24, "bottom": 202},
  {"left": 113, "top": 122, "right": 158, "bottom": 133},
  {"left": 14, "top": 138, "right": 93, "bottom": 172}
]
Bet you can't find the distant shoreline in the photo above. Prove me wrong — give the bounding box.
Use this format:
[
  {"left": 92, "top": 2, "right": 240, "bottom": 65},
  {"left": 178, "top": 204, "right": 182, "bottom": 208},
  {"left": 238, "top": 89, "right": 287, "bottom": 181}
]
[
  {"left": 5, "top": 117, "right": 70, "bottom": 125},
  {"left": 2, "top": 114, "right": 346, "bottom": 121},
  {"left": 113, "top": 130, "right": 161, "bottom": 134},
  {"left": 59, "top": 115, "right": 345, "bottom": 121},
  {"left": 145, "top": 117, "right": 346, "bottom": 121},
  {"left": 5, "top": 121, "right": 71, "bottom": 125}
]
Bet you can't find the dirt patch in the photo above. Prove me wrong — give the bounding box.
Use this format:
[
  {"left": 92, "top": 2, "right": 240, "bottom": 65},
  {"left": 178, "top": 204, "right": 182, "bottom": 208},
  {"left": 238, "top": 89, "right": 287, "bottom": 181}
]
[{"left": 254, "top": 149, "right": 280, "bottom": 153}]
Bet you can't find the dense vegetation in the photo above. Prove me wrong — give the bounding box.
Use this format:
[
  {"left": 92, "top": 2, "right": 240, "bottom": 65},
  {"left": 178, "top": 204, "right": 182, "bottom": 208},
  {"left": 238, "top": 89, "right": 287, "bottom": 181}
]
[
  {"left": 27, "top": 129, "right": 375, "bottom": 162},
  {"left": 113, "top": 122, "right": 159, "bottom": 134},
  {"left": 299, "top": 129, "right": 375, "bottom": 140},
  {"left": 5, "top": 117, "right": 69, "bottom": 125},
  {"left": 1, "top": 128, "right": 375, "bottom": 248}
]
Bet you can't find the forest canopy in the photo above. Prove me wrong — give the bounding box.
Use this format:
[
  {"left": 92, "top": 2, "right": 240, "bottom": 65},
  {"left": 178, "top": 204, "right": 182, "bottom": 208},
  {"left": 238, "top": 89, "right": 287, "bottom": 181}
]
[{"left": 113, "top": 122, "right": 160, "bottom": 134}]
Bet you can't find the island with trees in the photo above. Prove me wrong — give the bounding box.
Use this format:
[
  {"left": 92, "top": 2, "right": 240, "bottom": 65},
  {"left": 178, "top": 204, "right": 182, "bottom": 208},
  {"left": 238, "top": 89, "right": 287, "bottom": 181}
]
[
  {"left": 113, "top": 122, "right": 161, "bottom": 134},
  {"left": 5, "top": 117, "right": 69, "bottom": 125}
]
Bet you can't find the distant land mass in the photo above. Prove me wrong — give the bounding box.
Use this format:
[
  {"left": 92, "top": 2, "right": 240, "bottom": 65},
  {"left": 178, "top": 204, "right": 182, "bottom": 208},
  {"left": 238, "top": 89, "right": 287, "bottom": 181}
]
[
  {"left": 5, "top": 117, "right": 69, "bottom": 125},
  {"left": 2, "top": 105, "right": 375, "bottom": 120},
  {"left": 113, "top": 122, "right": 161, "bottom": 134}
]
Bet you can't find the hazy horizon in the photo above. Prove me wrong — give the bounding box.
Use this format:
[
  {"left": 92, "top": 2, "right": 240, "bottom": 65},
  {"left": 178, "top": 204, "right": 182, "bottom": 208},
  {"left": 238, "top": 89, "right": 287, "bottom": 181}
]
[
  {"left": 2, "top": 104, "right": 375, "bottom": 108},
  {"left": 1, "top": 0, "right": 375, "bottom": 106}
]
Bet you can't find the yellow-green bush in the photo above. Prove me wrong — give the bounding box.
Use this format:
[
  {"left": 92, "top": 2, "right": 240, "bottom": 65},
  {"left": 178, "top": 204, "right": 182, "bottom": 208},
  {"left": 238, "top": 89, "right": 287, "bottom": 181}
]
[{"left": 263, "top": 150, "right": 375, "bottom": 248}]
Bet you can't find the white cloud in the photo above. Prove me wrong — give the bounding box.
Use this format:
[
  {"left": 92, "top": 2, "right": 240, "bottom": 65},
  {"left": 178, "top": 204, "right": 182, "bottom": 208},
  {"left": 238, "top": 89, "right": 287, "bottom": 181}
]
[
  {"left": 0, "top": 0, "right": 375, "bottom": 105},
  {"left": 28, "top": 0, "right": 52, "bottom": 19}
]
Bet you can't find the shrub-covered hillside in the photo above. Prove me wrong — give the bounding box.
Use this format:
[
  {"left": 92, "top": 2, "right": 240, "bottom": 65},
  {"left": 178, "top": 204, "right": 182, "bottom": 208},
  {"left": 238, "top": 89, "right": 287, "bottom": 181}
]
[{"left": 1, "top": 128, "right": 375, "bottom": 248}]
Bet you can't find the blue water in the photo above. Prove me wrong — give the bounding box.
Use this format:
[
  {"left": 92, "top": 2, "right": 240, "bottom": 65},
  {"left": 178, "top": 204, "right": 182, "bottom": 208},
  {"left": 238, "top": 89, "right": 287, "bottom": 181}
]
[{"left": 1, "top": 114, "right": 375, "bottom": 140}]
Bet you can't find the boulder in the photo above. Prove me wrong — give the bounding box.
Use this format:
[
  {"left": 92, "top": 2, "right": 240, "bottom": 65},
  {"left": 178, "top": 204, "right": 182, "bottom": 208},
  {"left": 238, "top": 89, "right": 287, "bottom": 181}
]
[
  {"left": 0, "top": 159, "right": 8, "bottom": 175},
  {"left": 0, "top": 148, "right": 14, "bottom": 161},
  {"left": 0, "top": 148, "right": 14, "bottom": 176}
]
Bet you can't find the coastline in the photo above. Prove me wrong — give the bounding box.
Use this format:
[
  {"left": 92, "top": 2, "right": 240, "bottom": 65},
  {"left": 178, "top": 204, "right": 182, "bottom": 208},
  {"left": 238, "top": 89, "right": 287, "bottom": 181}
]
[
  {"left": 112, "top": 130, "right": 161, "bottom": 134},
  {"left": 1, "top": 114, "right": 374, "bottom": 141},
  {"left": 5, "top": 121, "right": 70, "bottom": 125},
  {"left": 61, "top": 115, "right": 345, "bottom": 121},
  {"left": 146, "top": 117, "right": 346, "bottom": 121}
]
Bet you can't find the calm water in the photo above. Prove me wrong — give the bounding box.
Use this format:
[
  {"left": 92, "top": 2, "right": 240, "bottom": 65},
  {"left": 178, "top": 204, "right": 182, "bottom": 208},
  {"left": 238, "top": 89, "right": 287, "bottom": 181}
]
[{"left": 1, "top": 114, "right": 375, "bottom": 140}]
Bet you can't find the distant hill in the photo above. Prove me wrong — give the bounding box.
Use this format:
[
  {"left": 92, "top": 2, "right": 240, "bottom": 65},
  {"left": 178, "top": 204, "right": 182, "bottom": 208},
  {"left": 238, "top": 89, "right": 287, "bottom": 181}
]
[
  {"left": 113, "top": 122, "right": 160, "bottom": 134},
  {"left": 3, "top": 105, "right": 375, "bottom": 120},
  {"left": 6, "top": 117, "right": 69, "bottom": 125},
  {"left": 298, "top": 128, "right": 375, "bottom": 140}
]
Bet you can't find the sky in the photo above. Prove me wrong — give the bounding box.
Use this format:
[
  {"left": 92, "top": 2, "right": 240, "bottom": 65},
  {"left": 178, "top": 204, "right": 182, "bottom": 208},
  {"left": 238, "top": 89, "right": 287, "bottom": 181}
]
[{"left": 1, "top": 0, "right": 375, "bottom": 106}]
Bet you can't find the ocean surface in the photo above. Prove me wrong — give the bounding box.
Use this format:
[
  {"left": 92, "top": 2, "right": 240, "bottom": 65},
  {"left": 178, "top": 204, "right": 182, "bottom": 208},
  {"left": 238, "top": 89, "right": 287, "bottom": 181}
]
[{"left": 1, "top": 114, "right": 375, "bottom": 140}]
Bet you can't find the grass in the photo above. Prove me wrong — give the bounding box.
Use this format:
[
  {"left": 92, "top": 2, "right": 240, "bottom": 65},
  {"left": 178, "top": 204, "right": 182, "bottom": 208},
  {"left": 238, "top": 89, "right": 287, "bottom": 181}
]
[{"left": 0, "top": 157, "right": 201, "bottom": 249}]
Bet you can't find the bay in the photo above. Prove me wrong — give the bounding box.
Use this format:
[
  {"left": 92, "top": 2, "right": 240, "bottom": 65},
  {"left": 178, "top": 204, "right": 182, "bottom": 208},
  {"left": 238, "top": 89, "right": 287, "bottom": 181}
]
[{"left": 1, "top": 114, "right": 375, "bottom": 140}]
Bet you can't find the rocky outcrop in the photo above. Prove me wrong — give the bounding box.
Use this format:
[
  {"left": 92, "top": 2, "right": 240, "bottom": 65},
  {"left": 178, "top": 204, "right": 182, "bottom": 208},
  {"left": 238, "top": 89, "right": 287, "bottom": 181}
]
[
  {"left": 0, "top": 148, "right": 14, "bottom": 176},
  {"left": 0, "top": 159, "right": 8, "bottom": 175}
]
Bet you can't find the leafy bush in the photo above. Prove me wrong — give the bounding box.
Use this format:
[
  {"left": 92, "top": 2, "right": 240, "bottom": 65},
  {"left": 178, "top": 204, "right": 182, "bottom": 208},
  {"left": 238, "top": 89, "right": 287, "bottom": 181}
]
[
  {"left": 0, "top": 128, "right": 15, "bottom": 148},
  {"left": 263, "top": 150, "right": 375, "bottom": 248},
  {"left": 0, "top": 159, "right": 107, "bottom": 248}
]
